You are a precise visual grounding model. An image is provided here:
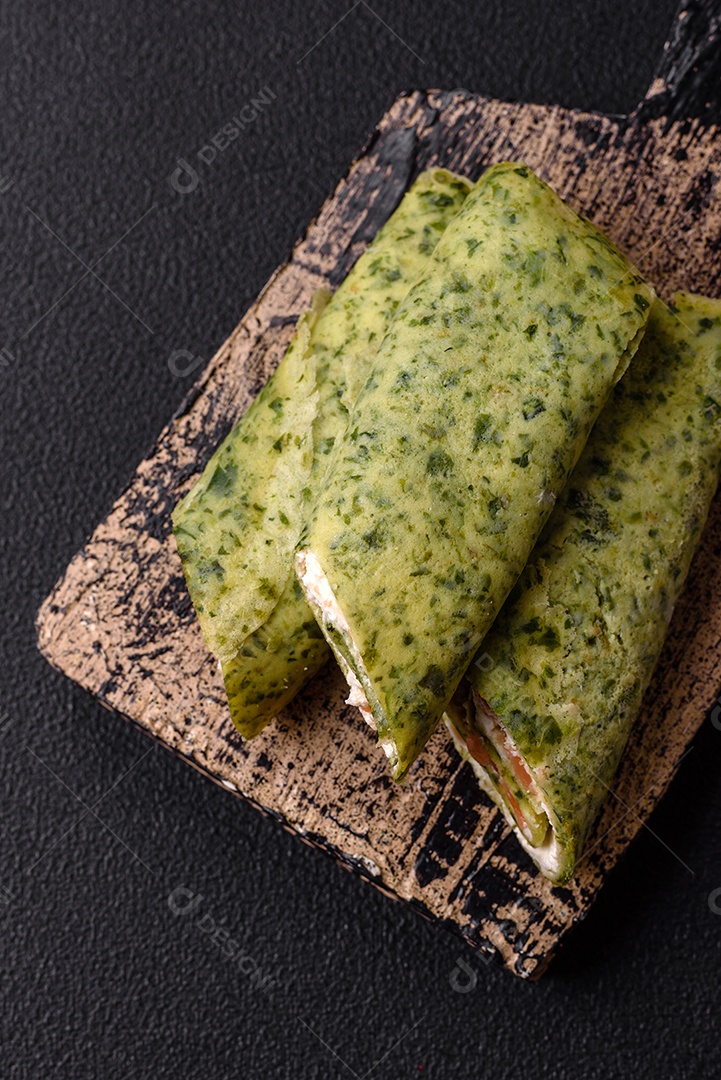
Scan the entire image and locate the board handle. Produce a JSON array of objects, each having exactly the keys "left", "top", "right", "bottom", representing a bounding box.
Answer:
[{"left": 638, "top": 0, "right": 721, "bottom": 124}]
